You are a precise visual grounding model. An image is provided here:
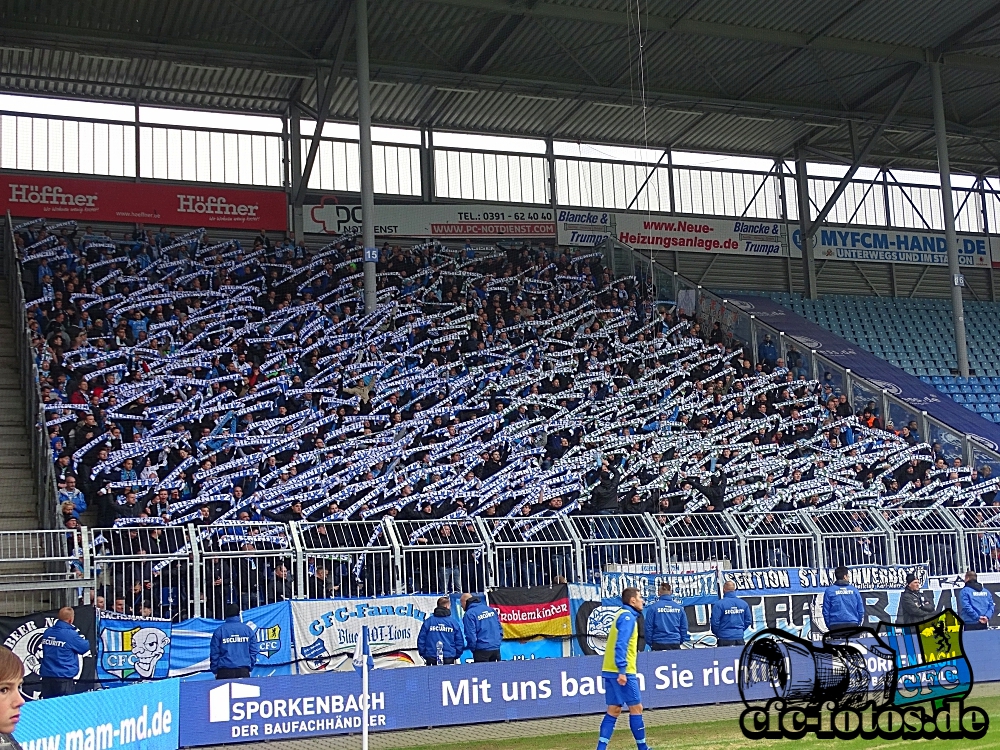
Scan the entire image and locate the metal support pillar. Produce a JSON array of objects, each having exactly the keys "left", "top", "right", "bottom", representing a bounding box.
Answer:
[
  {"left": 289, "top": 104, "right": 304, "bottom": 242},
  {"left": 134, "top": 101, "right": 141, "bottom": 182},
  {"left": 420, "top": 126, "right": 435, "bottom": 203},
  {"left": 545, "top": 135, "right": 557, "bottom": 213},
  {"left": 795, "top": 150, "right": 818, "bottom": 299},
  {"left": 356, "top": 0, "right": 377, "bottom": 314},
  {"left": 930, "top": 60, "right": 970, "bottom": 377}
]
